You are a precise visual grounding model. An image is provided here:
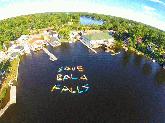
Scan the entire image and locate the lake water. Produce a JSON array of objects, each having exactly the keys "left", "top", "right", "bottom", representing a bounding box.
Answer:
[
  {"left": 80, "top": 16, "right": 103, "bottom": 25},
  {"left": 0, "top": 42, "right": 165, "bottom": 123}
]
